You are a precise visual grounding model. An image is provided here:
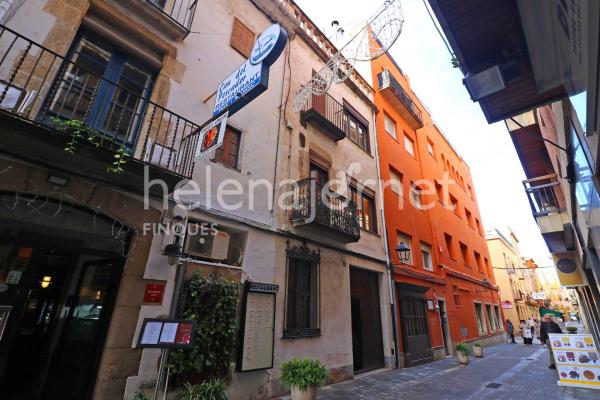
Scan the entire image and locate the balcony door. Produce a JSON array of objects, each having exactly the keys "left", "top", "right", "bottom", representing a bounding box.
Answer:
[{"left": 46, "top": 32, "right": 155, "bottom": 144}]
